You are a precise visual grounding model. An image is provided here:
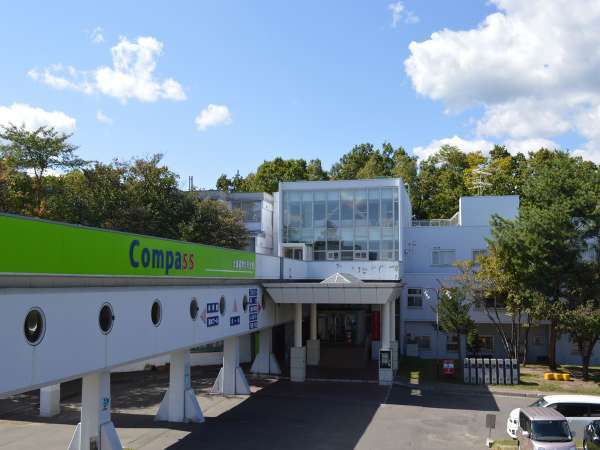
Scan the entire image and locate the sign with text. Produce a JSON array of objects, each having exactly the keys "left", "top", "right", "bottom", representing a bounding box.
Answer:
[
  {"left": 207, "top": 316, "right": 219, "bottom": 327},
  {"left": 230, "top": 316, "right": 240, "bottom": 326}
]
